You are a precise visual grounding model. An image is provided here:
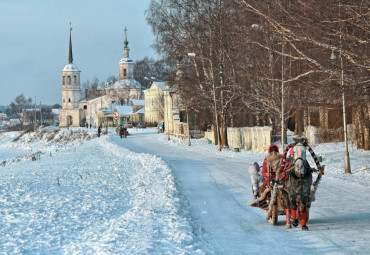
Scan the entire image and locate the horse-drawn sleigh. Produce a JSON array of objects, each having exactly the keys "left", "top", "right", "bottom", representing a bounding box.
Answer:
[{"left": 248, "top": 137, "right": 324, "bottom": 230}]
